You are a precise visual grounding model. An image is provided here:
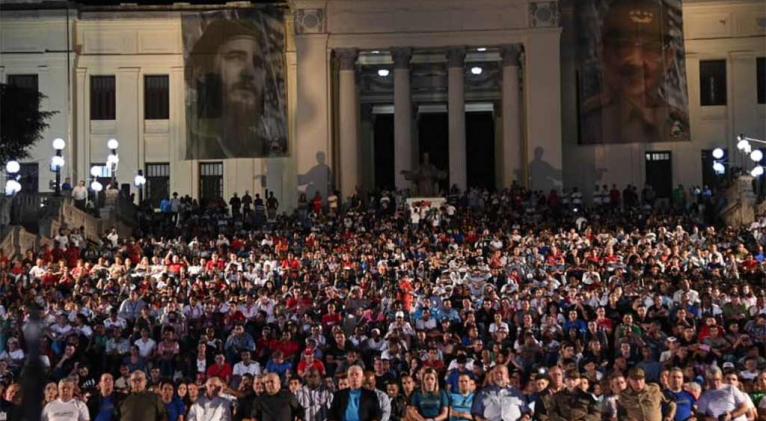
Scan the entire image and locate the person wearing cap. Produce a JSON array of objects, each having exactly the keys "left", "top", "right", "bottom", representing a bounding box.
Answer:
[
  {"left": 544, "top": 369, "right": 600, "bottom": 421},
  {"left": 580, "top": 0, "right": 688, "bottom": 144},
  {"left": 186, "top": 19, "right": 286, "bottom": 159},
  {"left": 619, "top": 367, "right": 675, "bottom": 421}
]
